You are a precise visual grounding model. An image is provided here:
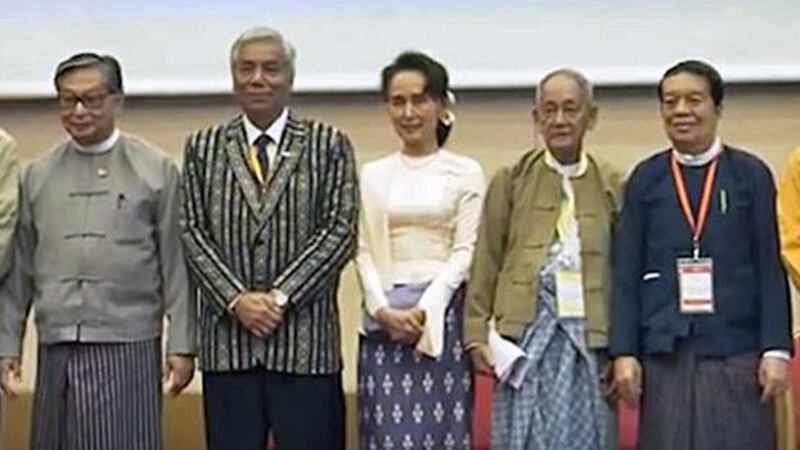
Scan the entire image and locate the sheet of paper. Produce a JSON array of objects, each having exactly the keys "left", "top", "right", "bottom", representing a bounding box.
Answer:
[{"left": 488, "top": 329, "right": 531, "bottom": 389}]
